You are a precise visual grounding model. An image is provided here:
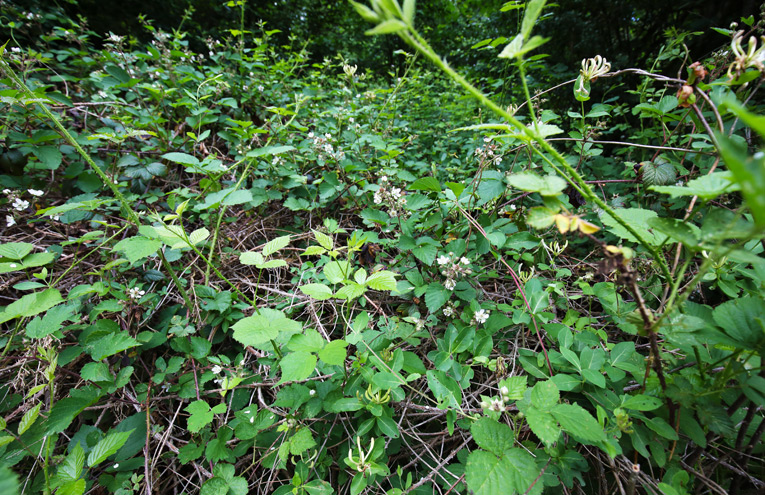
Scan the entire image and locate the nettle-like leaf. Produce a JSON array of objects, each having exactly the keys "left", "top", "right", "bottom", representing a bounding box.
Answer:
[
  {"left": 279, "top": 351, "right": 317, "bottom": 383},
  {"left": 640, "top": 160, "right": 676, "bottom": 186},
  {"left": 471, "top": 417, "right": 515, "bottom": 456},
  {"left": 186, "top": 400, "right": 227, "bottom": 434},
  {"left": 466, "top": 448, "right": 542, "bottom": 495},
  {"left": 231, "top": 308, "right": 302, "bottom": 347},
  {"left": 87, "top": 429, "right": 134, "bottom": 467}
]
